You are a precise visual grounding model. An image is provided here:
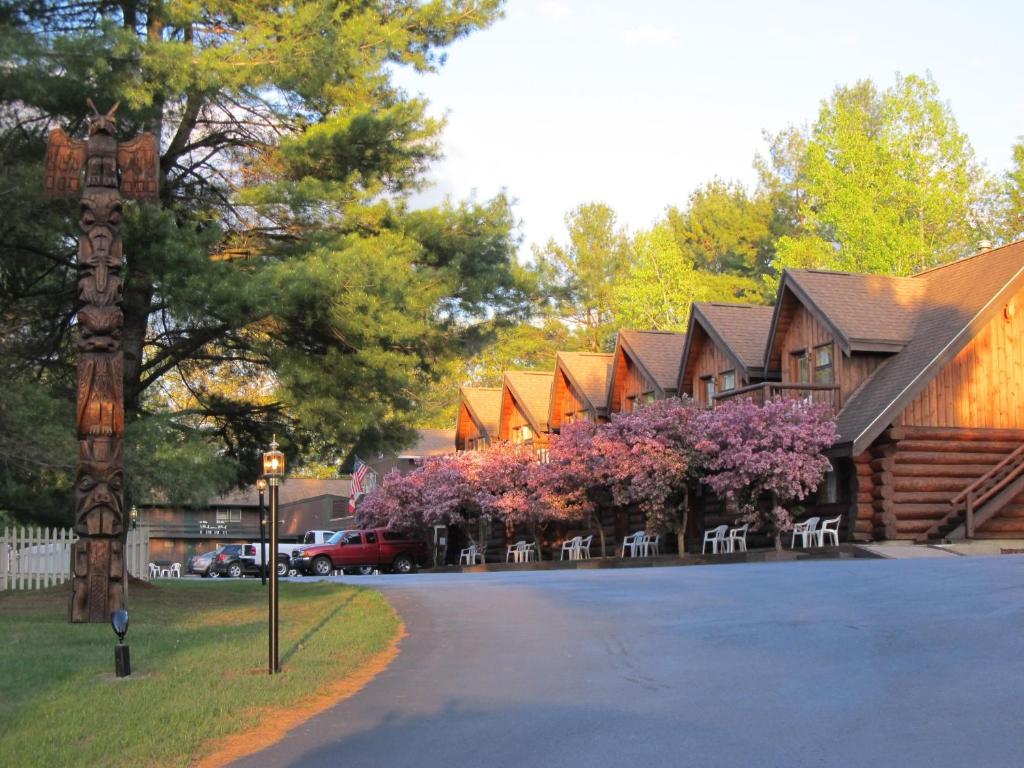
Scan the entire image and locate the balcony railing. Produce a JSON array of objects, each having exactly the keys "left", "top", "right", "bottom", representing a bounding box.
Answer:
[{"left": 713, "top": 382, "right": 840, "bottom": 411}]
